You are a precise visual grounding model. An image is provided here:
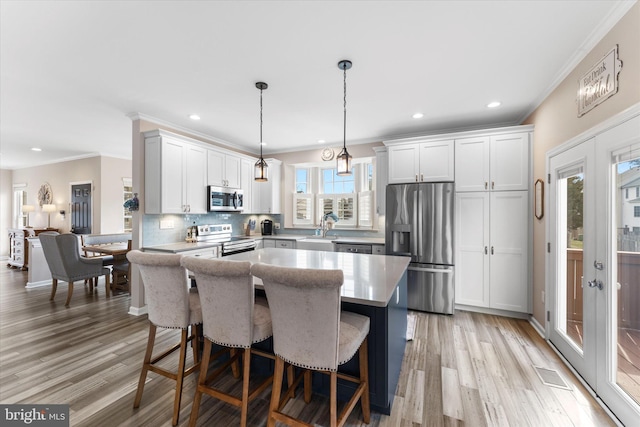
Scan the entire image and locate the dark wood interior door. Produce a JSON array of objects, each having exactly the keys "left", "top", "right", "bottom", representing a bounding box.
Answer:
[{"left": 71, "top": 183, "right": 92, "bottom": 234}]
